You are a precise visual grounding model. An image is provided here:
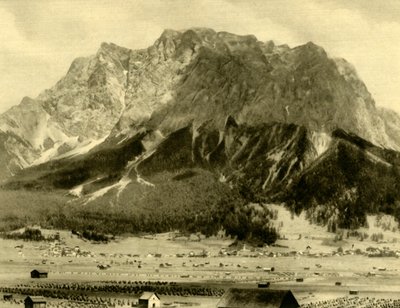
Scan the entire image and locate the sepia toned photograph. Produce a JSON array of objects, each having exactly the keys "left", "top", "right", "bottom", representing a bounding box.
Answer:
[{"left": 1, "top": 0, "right": 400, "bottom": 307}]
